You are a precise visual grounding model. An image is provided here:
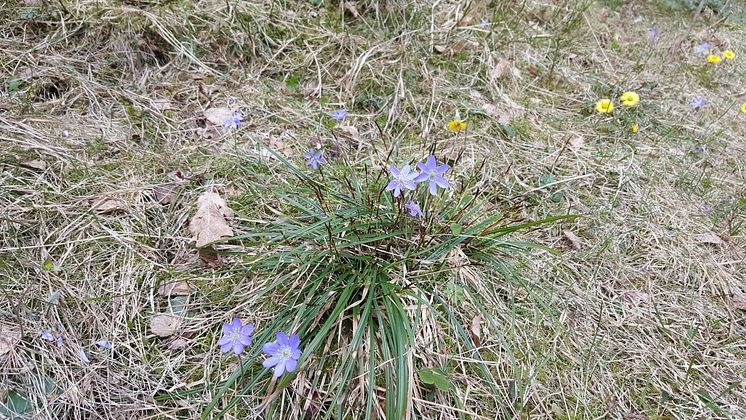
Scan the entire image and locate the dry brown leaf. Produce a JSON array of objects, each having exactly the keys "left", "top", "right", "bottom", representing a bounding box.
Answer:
[
  {"left": 563, "top": 230, "right": 583, "bottom": 250},
  {"left": 469, "top": 315, "right": 482, "bottom": 347},
  {"left": 153, "top": 183, "right": 179, "bottom": 204},
  {"left": 569, "top": 137, "right": 585, "bottom": 151},
  {"left": 433, "top": 45, "right": 447, "bottom": 54},
  {"left": 731, "top": 287, "right": 746, "bottom": 311},
  {"left": 152, "top": 99, "right": 175, "bottom": 111},
  {"left": 694, "top": 232, "right": 725, "bottom": 246},
  {"left": 337, "top": 125, "right": 360, "bottom": 140},
  {"left": 490, "top": 59, "right": 513, "bottom": 79},
  {"left": 0, "top": 323, "right": 22, "bottom": 356},
  {"left": 91, "top": 198, "right": 128, "bottom": 214},
  {"left": 203, "top": 107, "right": 234, "bottom": 126},
  {"left": 150, "top": 314, "right": 181, "bottom": 337},
  {"left": 20, "top": 160, "right": 47, "bottom": 170},
  {"left": 198, "top": 249, "right": 223, "bottom": 268},
  {"left": 189, "top": 192, "right": 234, "bottom": 248},
  {"left": 168, "top": 338, "right": 189, "bottom": 350},
  {"left": 157, "top": 281, "right": 193, "bottom": 297}
]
